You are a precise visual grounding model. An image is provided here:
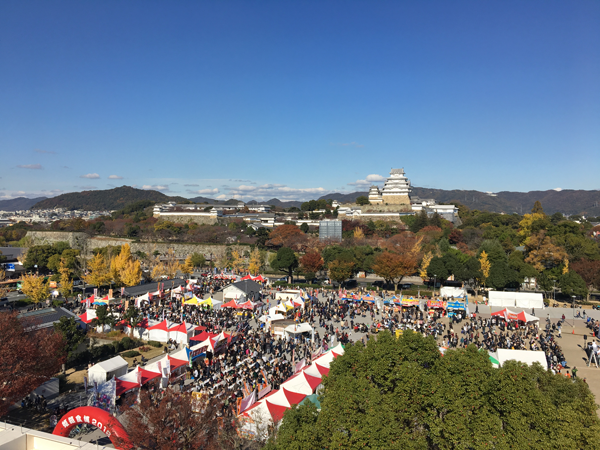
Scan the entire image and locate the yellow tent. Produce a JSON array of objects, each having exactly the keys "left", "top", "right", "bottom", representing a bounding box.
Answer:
[
  {"left": 199, "top": 297, "right": 213, "bottom": 307},
  {"left": 184, "top": 296, "right": 201, "bottom": 305}
]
